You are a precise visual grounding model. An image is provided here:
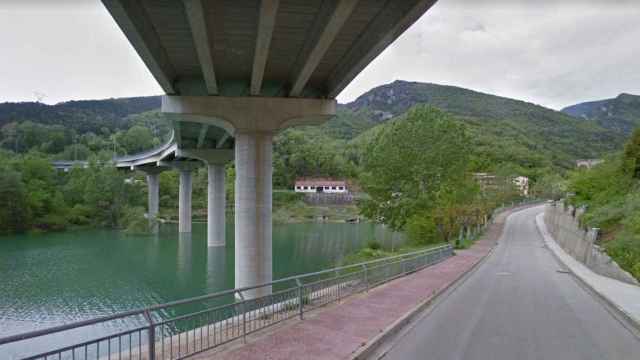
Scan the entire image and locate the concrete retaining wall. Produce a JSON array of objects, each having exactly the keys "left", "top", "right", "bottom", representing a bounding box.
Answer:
[
  {"left": 303, "top": 193, "right": 354, "bottom": 205},
  {"left": 544, "top": 202, "right": 639, "bottom": 285}
]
